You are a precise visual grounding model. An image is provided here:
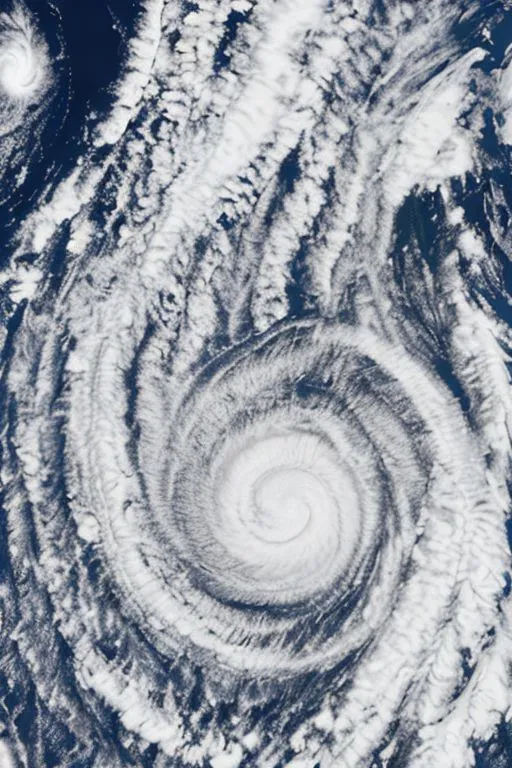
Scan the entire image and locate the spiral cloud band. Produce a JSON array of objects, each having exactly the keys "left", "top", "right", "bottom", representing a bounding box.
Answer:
[{"left": 1, "top": 0, "right": 512, "bottom": 767}]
